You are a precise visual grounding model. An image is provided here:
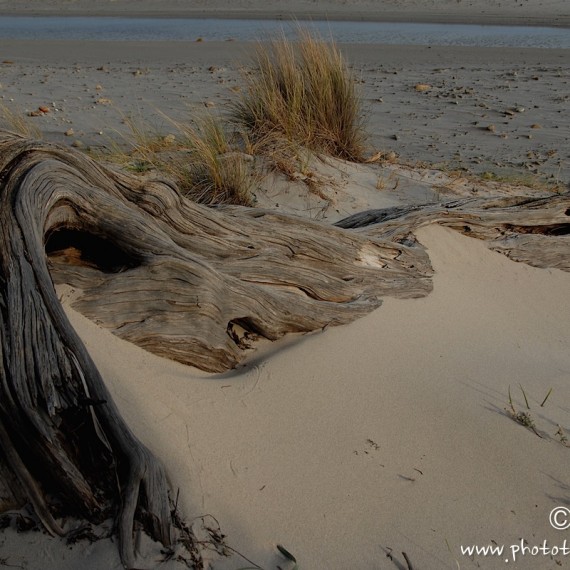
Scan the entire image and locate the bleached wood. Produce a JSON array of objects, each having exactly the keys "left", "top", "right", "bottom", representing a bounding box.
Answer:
[{"left": 336, "top": 195, "right": 570, "bottom": 270}]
